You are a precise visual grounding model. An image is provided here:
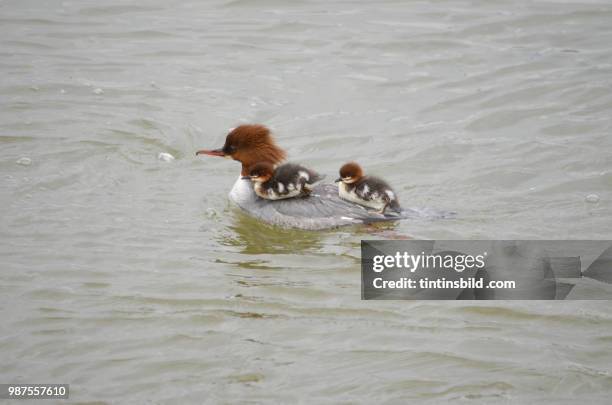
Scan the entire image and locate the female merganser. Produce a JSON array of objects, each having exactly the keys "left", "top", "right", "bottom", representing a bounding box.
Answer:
[
  {"left": 336, "top": 162, "right": 401, "bottom": 214},
  {"left": 196, "top": 125, "right": 448, "bottom": 230},
  {"left": 246, "top": 162, "right": 323, "bottom": 200}
]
